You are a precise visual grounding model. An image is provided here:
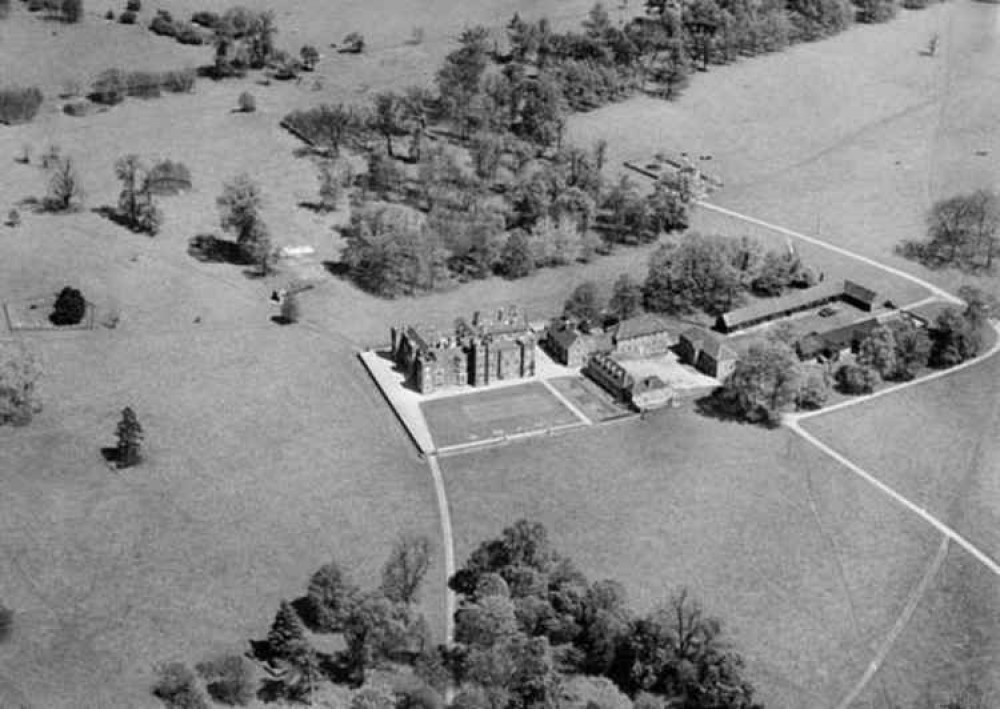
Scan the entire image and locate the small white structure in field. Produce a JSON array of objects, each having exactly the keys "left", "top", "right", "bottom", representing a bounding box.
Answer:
[{"left": 279, "top": 245, "right": 316, "bottom": 259}]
